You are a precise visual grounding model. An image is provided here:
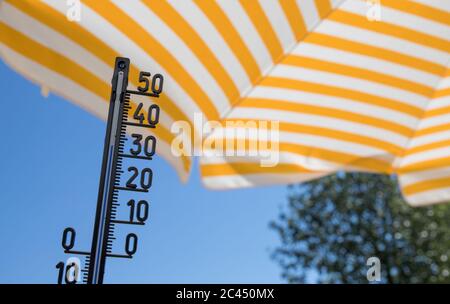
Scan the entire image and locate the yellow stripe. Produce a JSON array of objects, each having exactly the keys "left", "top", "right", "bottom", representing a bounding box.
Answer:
[
  {"left": 240, "top": 97, "right": 413, "bottom": 137},
  {"left": 212, "top": 139, "right": 392, "bottom": 172},
  {"left": 6, "top": 0, "right": 117, "bottom": 71},
  {"left": 425, "top": 104, "right": 450, "bottom": 118},
  {"left": 224, "top": 119, "right": 404, "bottom": 156},
  {"left": 239, "top": 0, "right": 284, "bottom": 63},
  {"left": 405, "top": 139, "right": 450, "bottom": 156},
  {"left": 284, "top": 55, "right": 434, "bottom": 97},
  {"left": 202, "top": 148, "right": 392, "bottom": 177},
  {"left": 83, "top": 0, "right": 220, "bottom": 121},
  {"left": 279, "top": 0, "right": 307, "bottom": 41},
  {"left": 194, "top": 0, "right": 261, "bottom": 84},
  {"left": 329, "top": 10, "right": 450, "bottom": 53},
  {"left": 402, "top": 177, "right": 450, "bottom": 196},
  {"left": 3, "top": 1, "right": 191, "bottom": 171},
  {"left": 381, "top": 0, "right": 450, "bottom": 26},
  {"left": 143, "top": 0, "right": 239, "bottom": 107},
  {"left": 433, "top": 88, "right": 450, "bottom": 99},
  {"left": 201, "top": 154, "right": 389, "bottom": 177},
  {"left": 399, "top": 156, "right": 450, "bottom": 173},
  {"left": 306, "top": 33, "right": 446, "bottom": 76},
  {"left": 201, "top": 162, "right": 312, "bottom": 177},
  {"left": 314, "top": 0, "right": 332, "bottom": 19},
  {"left": 279, "top": 142, "right": 392, "bottom": 172},
  {"left": 0, "top": 22, "right": 109, "bottom": 99},
  {"left": 260, "top": 76, "right": 423, "bottom": 118},
  {"left": 414, "top": 123, "right": 450, "bottom": 137}
]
